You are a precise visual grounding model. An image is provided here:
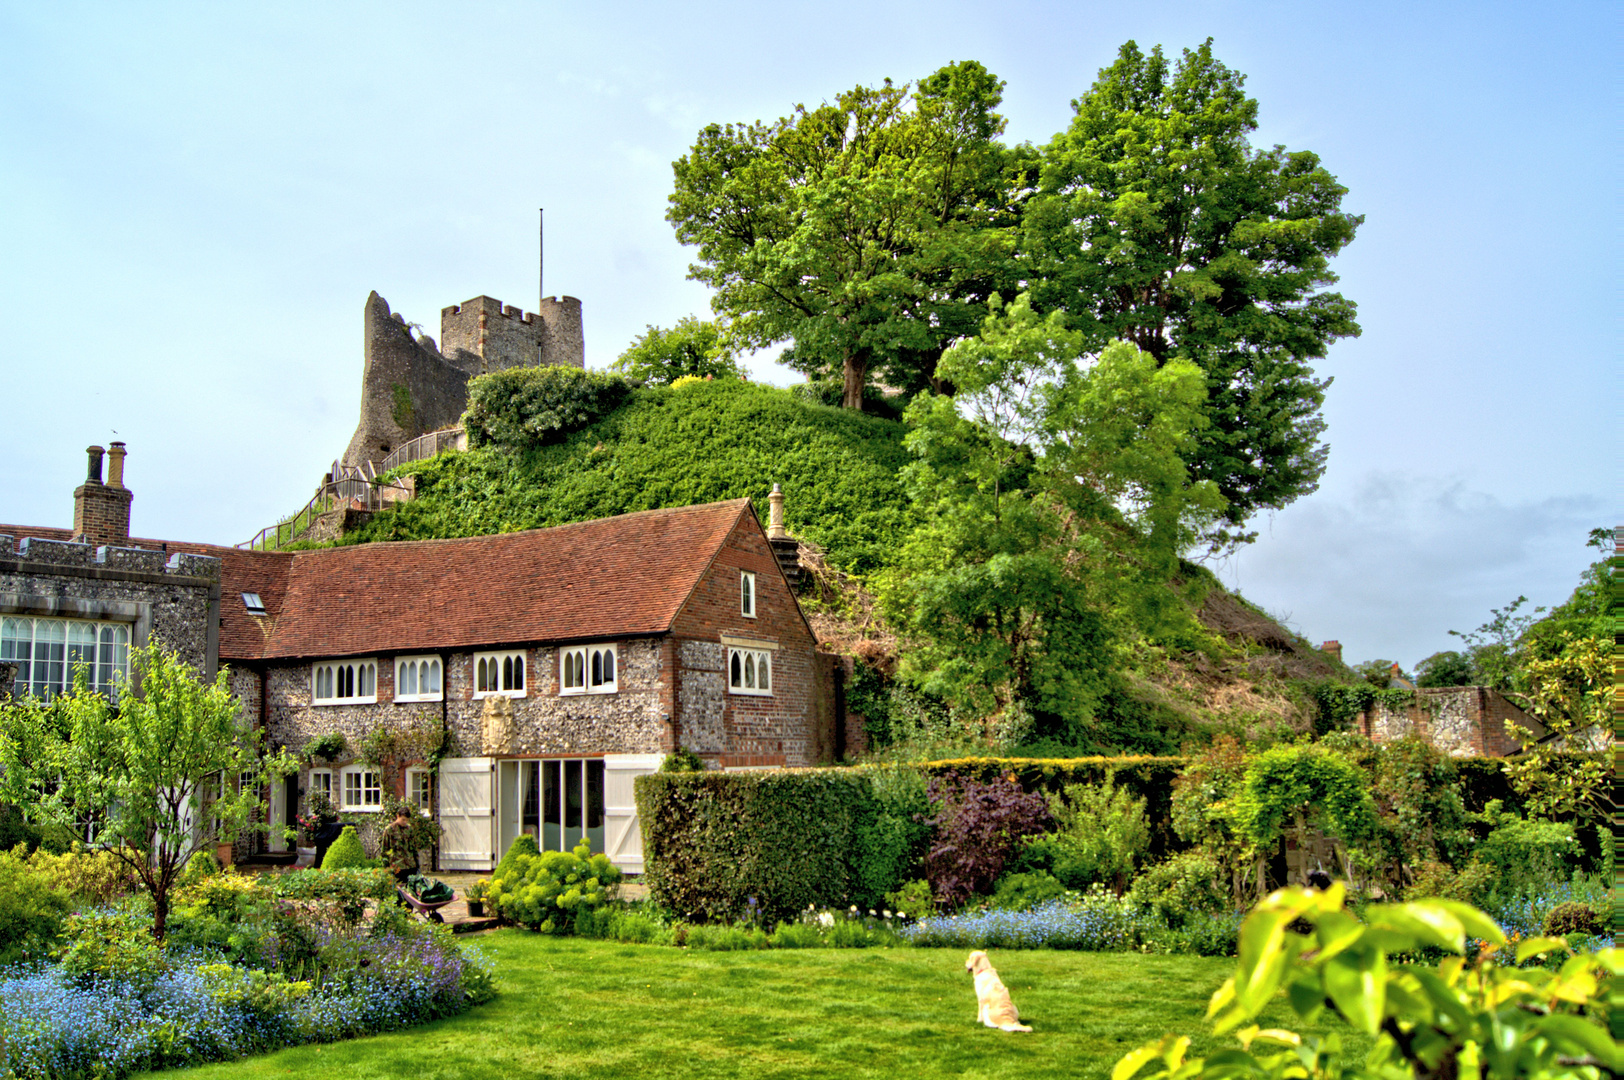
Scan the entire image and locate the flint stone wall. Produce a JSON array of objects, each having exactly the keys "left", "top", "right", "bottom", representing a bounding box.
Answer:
[{"left": 0, "top": 534, "right": 221, "bottom": 675}]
